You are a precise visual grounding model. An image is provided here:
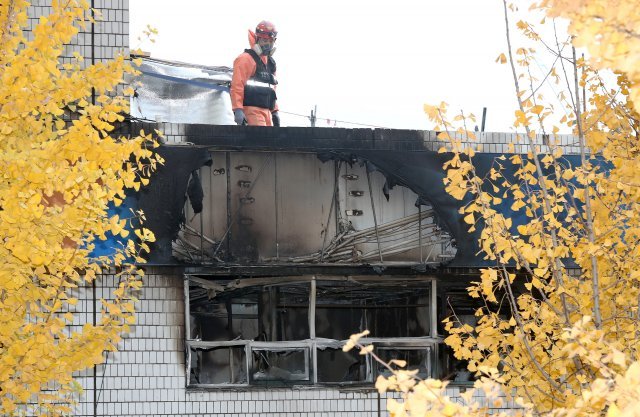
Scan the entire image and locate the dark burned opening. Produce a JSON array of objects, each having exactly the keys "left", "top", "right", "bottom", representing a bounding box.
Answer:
[
  {"left": 185, "top": 275, "right": 468, "bottom": 388},
  {"left": 189, "top": 345, "right": 247, "bottom": 385},
  {"left": 316, "top": 347, "right": 367, "bottom": 384},
  {"left": 251, "top": 347, "right": 310, "bottom": 383},
  {"left": 314, "top": 280, "right": 431, "bottom": 340}
]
